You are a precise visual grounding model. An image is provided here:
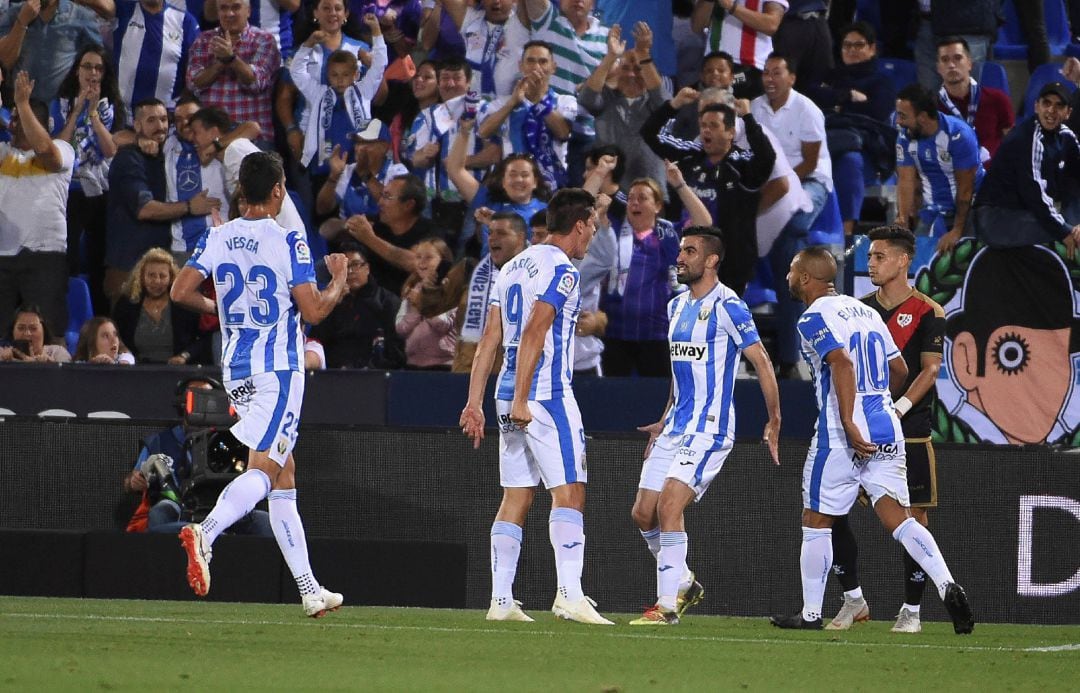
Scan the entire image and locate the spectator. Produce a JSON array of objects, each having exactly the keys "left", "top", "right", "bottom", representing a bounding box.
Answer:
[
  {"left": 751, "top": 52, "right": 832, "bottom": 377},
  {"left": 342, "top": 173, "right": 443, "bottom": 294},
  {"left": 395, "top": 237, "right": 460, "bottom": 370},
  {"left": 914, "top": 0, "right": 997, "bottom": 90},
  {"left": 112, "top": 247, "right": 208, "bottom": 364},
  {"left": 641, "top": 90, "right": 776, "bottom": 296},
  {"left": 422, "top": 0, "right": 528, "bottom": 99},
  {"left": 691, "top": 0, "right": 786, "bottom": 99},
  {"left": 805, "top": 21, "right": 897, "bottom": 236},
  {"left": 0, "top": 304, "right": 72, "bottom": 362},
  {"left": 51, "top": 46, "right": 122, "bottom": 315},
  {"left": 0, "top": 71, "right": 75, "bottom": 340},
  {"left": 186, "top": 0, "right": 282, "bottom": 141},
  {"left": 290, "top": 13, "right": 385, "bottom": 197},
  {"left": 73, "top": 316, "right": 135, "bottom": 364},
  {"left": 579, "top": 23, "right": 669, "bottom": 191},
  {"left": 106, "top": 98, "right": 221, "bottom": 303},
  {"left": 317, "top": 118, "right": 408, "bottom": 237},
  {"left": 478, "top": 40, "right": 575, "bottom": 191},
  {"left": 935, "top": 36, "right": 1013, "bottom": 167},
  {"left": 894, "top": 83, "right": 983, "bottom": 252},
  {"left": 666, "top": 50, "right": 741, "bottom": 142},
  {"left": 113, "top": 0, "right": 200, "bottom": 120},
  {"left": 771, "top": 0, "right": 830, "bottom": 89},
  {"left": 973, "top": 82, "right": 1080, "bottom": 252},
  {"left": 529, "top": 208, "right": 549, "bottom": 242},
  {"left": 164, "top": 94, "right": 231, "bottom": 259},
  {"left": 596, "top": 0, "right": 676, "bottom": 88},
  {"left": 204, "top": 0, "right": 299, "bottom": 58},
  {"left": 384, "top": 58, "right": 437, "bottom": 163},
  {"left": 347, "top": 0, "right": 421, "bottom": 62},
  {"left": 522, "top": 0, "right": 610, "bottom": 187},
  {"left": 452, "top": 210, "right": 527, "bottom": 373},
  {"left": 309, "top": 242, "right": 404, "bottom": 368},
  {"left": 0, "top": 0, "right": 112, "bottom": 102},
  {"left": 572, "top": 183, "right": 614, "bottom": 378}
]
